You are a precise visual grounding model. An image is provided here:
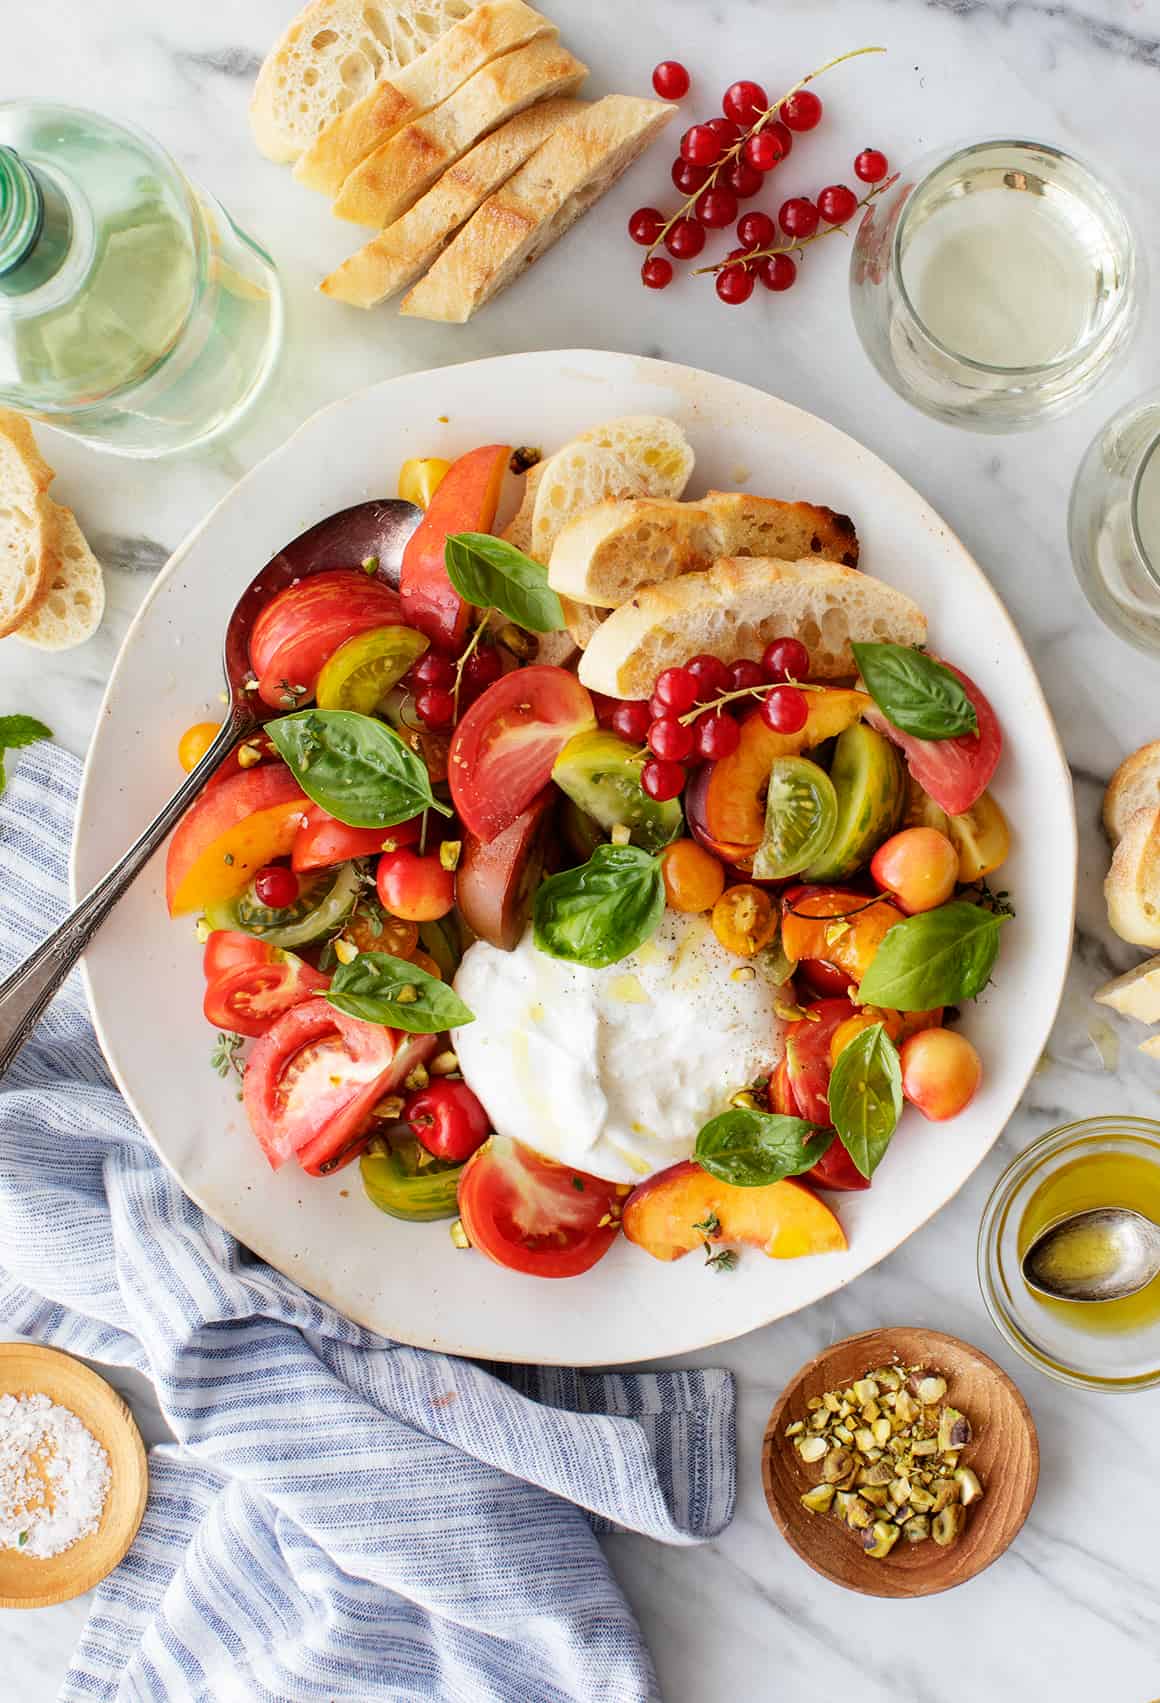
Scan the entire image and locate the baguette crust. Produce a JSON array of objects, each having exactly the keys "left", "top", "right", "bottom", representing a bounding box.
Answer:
[
  {"left": 321, "top": 99, "right": 581, "bottom": 306},
  {"left": 0, "top": 410, "right": 56, "bottom": 639},
  {"left": 332, "top": 38, "right": 587, "bottom": 228},
  {"left": 577, "top": 557, "right": 927, "bottom": 699},
  {"left": 1103, "top": 741, "right": 1160, "bottom": 845},
  {"left": 15, "top": 503, "right": 105, "bottom": 650},
  {"left": 400, "top": 95, "right": 675, "bottom": 322},
  {"left": 295, "top": 1, "right": 554, "bottom": 194},
  {"left": 1105, "top": 806, "right": 1160, "bottom": 948}
]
